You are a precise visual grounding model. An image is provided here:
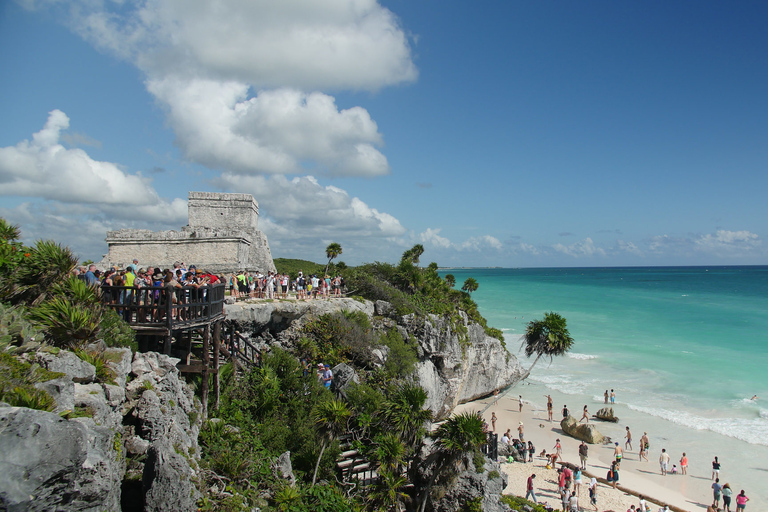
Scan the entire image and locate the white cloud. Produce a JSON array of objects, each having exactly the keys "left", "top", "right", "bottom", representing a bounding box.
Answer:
[
  {"left": 0, "top": 110, "right": 184, "bottom": 220},
  {"left": 22, "top": 0, "right": 415, "bottom": 177},
  {"left": 148, "top": 80, "right": 388, "bottom": 177},
  {"left": 694, "top": 230, "right": 761, "bottom": 255},
  {"left": 552, "top": 237, "right": 606, "bottom": 258},
  {"left": 58, "top": 0, "right": 417, "bottom": 91},
  {"left": 218, "top": 174, "right": 405, "bottom": 239},
  {"left": 458, "top": 235, "right": 503, "bottom": 251},
  {"left": 419, "top": 228, "right": 451, "bottom": 249}
]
